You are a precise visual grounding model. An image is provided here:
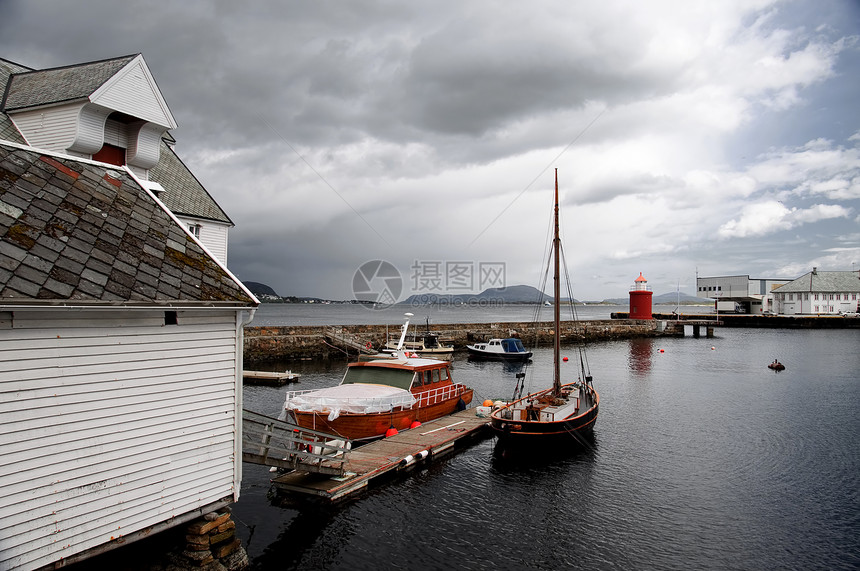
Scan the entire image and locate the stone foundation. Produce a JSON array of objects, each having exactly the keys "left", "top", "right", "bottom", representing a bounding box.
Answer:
[{"left": 170, "top": 508, "right": 248, "bottom": 570}]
